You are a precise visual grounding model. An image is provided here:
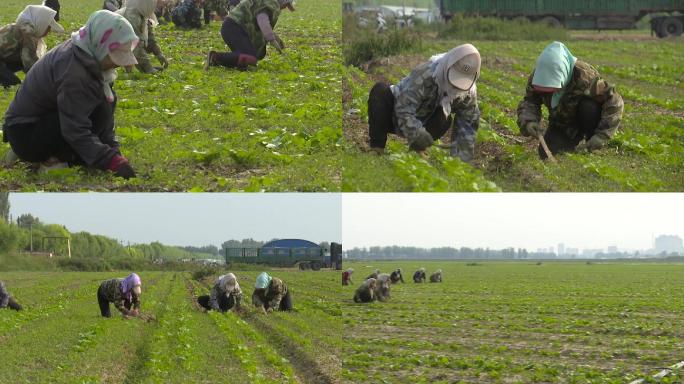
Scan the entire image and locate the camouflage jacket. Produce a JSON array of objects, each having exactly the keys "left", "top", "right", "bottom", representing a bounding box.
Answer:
[
  {"left": 99, "top": 278, "right": 141, "bottom": 314},
  {"left": 0, "top": 23, "right": 40, "bottom": 72},
  {"left": 172, "top": 0, "right": 203, "bottom": 28},
  {"left": 204, "top": 0, "right": 235, "bottom": 18},
  {"left": 227, "top": 0, "right": 282, "bottom": 58},
  {"left": 210, "top": 281, "right": 243, "bottom": 311},
  {"left": 0, "top": 281, "right": 10, "bottom": 308},
  {"left": 103, "top": 0, "right": 124, "bottom": 11},
  {"left": 117, "top": 9, "right": 164, "bottom": 73},
  {"left": 391, "top": 60, "right": 480, "bottom": 145},
  {"left": 251, "top": 277, "right": 287, "bottom": 310},
  {"left": 517, "top": 60, "right": 624, "bottom": 145}
]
